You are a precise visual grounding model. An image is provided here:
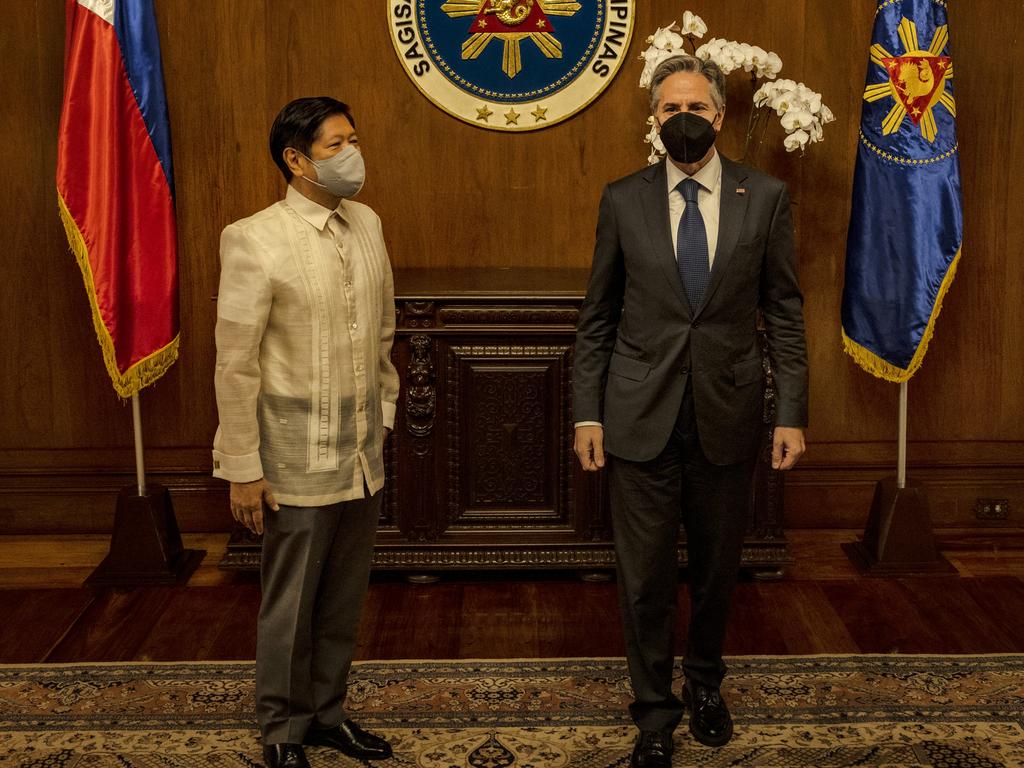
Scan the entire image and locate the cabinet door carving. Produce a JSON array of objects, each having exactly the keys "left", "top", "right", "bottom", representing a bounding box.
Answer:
[{"left": 445, "top": 343, "right": 574, "bottom": 529}]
